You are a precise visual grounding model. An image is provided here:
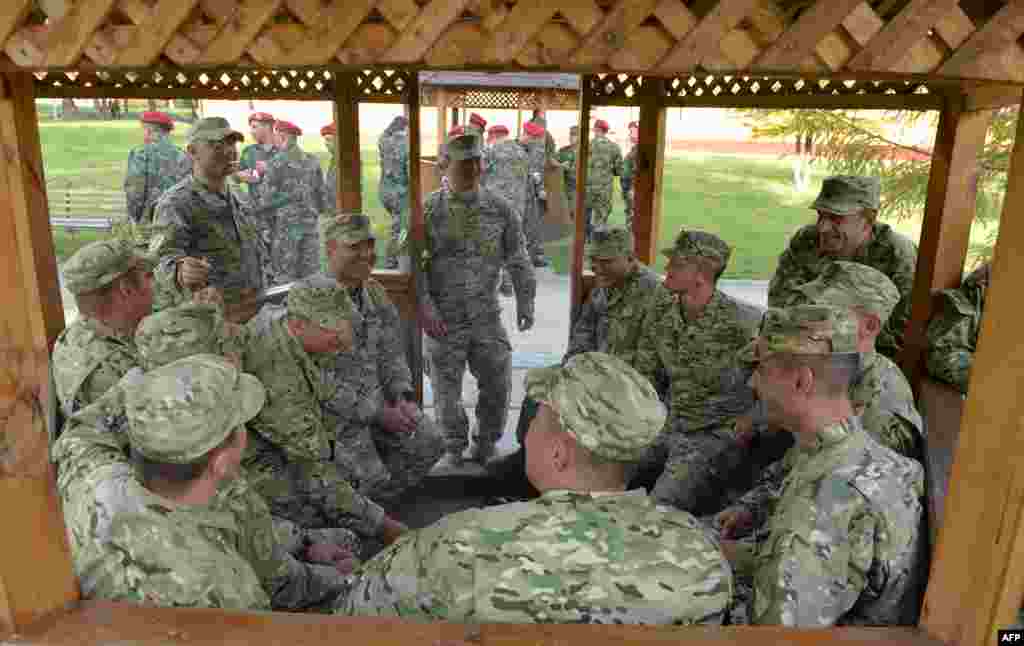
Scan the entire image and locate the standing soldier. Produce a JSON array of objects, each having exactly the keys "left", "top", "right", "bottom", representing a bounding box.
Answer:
[
  {"left": 483, "top": 124, "right": 529, "bottom": 297},
  {"left": 259, "top": 119, "right": 329, "bottom": 283},
  {"left": 234, "top": 112, "right": 277, "bottom": 202},
  {"left": 466, "top": 112, "right": 487, "bottom": 142},
  {"left": 621, "top": 120, "right": 639, "bottom": 231},
  {"left": 124, "top": 111, "right": 189, "bottom": 226},
  {"left": 585, "top": 119, "right": 623, "bottom": 240},
  {"left": 322, "top": 122, "right": 337, "bottom": 211},
  {"left": 521, "top": 120, "right": 549, "bottom": 267},
  {"left": 557, "top": 125, "right": 579, "bottom": 215},
  {"left": 529, "top": 109, "right": 557, "bottom": 158},
  {"left": 377, "top": 116, "right": 410, "bottom": 269},
  {"left": 420, "top": 135, "right": 537, "bottom": 467}
]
